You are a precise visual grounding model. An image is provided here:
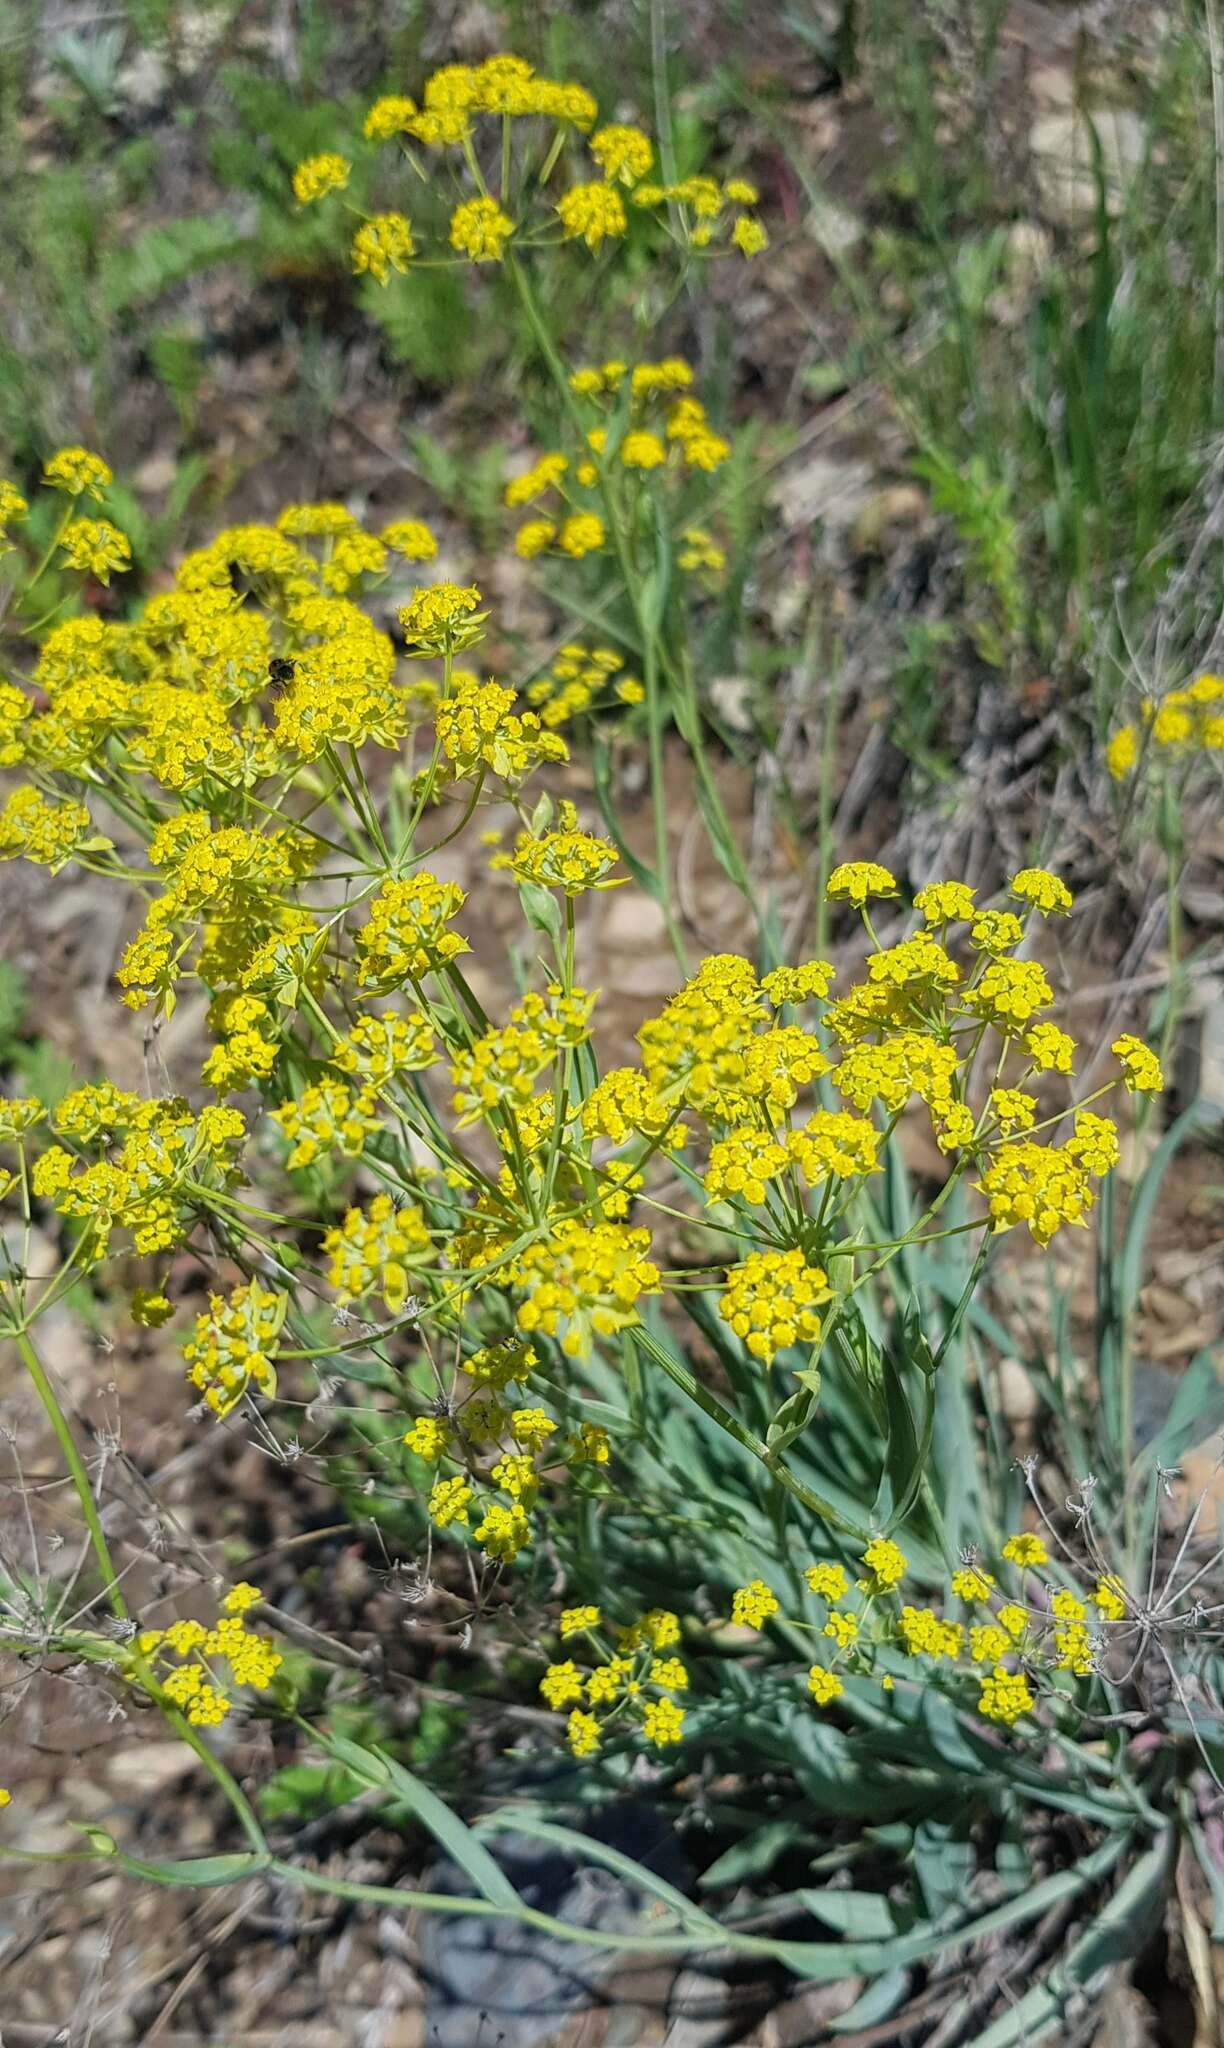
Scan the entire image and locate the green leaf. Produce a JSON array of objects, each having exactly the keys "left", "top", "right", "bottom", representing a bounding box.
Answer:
[
  {"left": 318, "top": 1732, "right": 521, "bottom": 1911},
  {"left": 766, "top": 1384, "right": 817, "bottom": 1453},
  {"left": 101, "top": 215, "right": 247, "bottom": 311},
  {"left": 799, "top": 1887, "right": 911, "bottom": 1938},
  {"left": 1134, "top": 1346, "right": 1224, "bottom": 1470},
  {"left": 972, "top": 1832, "right": 1173, "bottom": 2048},
  {"left": 517, "top": 878, "right": 562, "bottom": 942},
  {"left": 591, "top": 737, "right": 665, "bottom": 901},
  {"left": 113, "top": 1850, "right": 270, "bottom": 1887},
  {"left": 1189, "top": 1820, "right": 1224, "bottom": 1940},
  {"left": 697, "top": 1820, "right": 802, "bottom": 1891},
  {"left": 828, "top": 1969, "right": 910, "bottom": 2034},
  {"left": 477, "top": 1808, "right": 723, "bottom": 1936}
]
